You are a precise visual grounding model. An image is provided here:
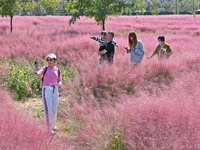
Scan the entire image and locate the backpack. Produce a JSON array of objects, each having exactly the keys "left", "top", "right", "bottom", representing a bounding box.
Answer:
[{"left": 40, "top": 67, "right": 61, "bottom": 88}]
